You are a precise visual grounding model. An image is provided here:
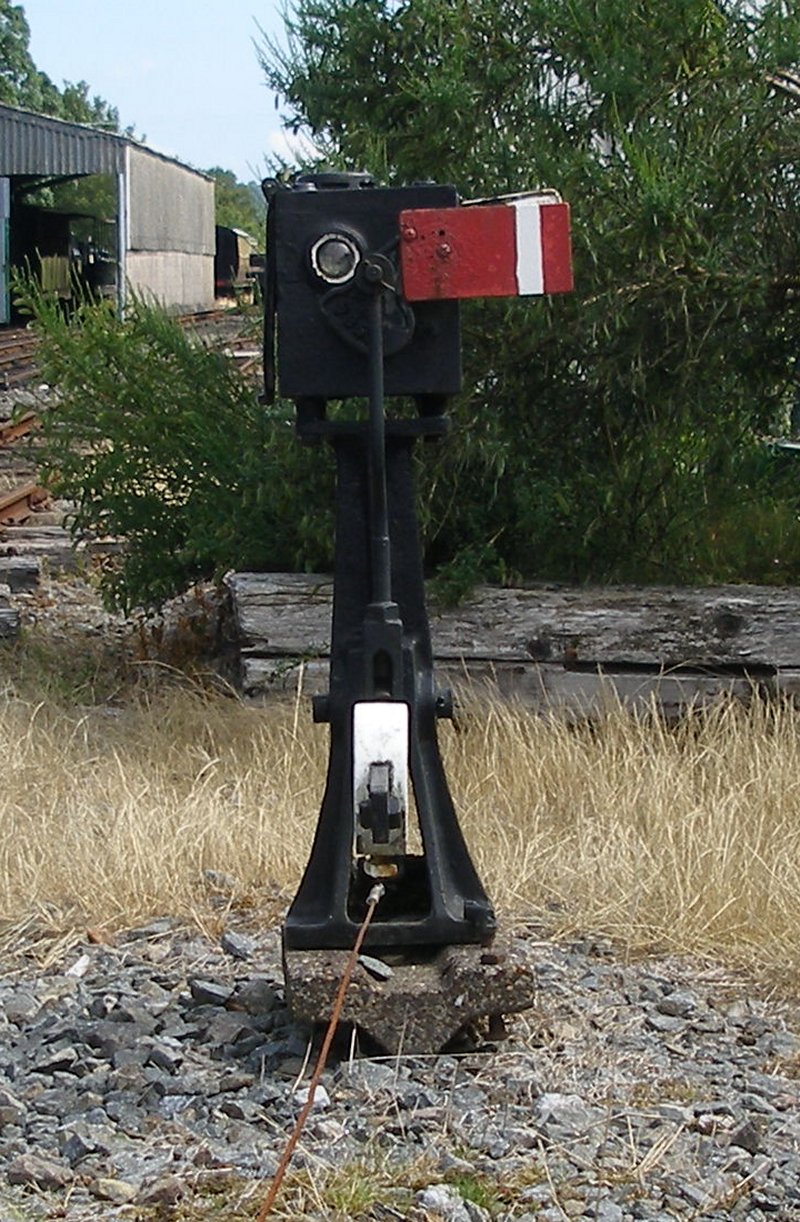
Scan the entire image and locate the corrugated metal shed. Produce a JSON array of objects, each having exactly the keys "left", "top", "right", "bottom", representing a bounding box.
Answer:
[
  {"left": 0, "top": 102, "right": 216, "bottom": 314},
  {"left": 128, "top": 146, "right": 215, "bottom": 255},
  {"left": 0, "top": 101, "right": 214, "bottom": 183},
  {"left": 0, "top": 102, "right": 126, "bottom": 176}
]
